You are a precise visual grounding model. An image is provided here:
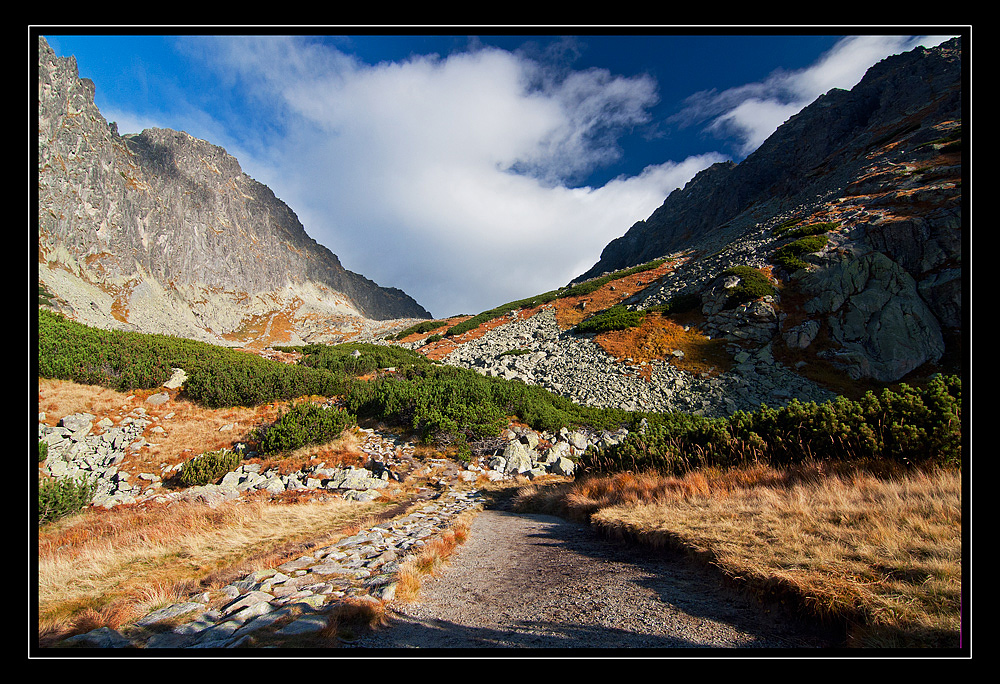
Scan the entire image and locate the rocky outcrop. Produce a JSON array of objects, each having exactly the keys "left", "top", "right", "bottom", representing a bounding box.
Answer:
[{"left": 36, "top": 36, "right": 430, "bottom": 346}]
